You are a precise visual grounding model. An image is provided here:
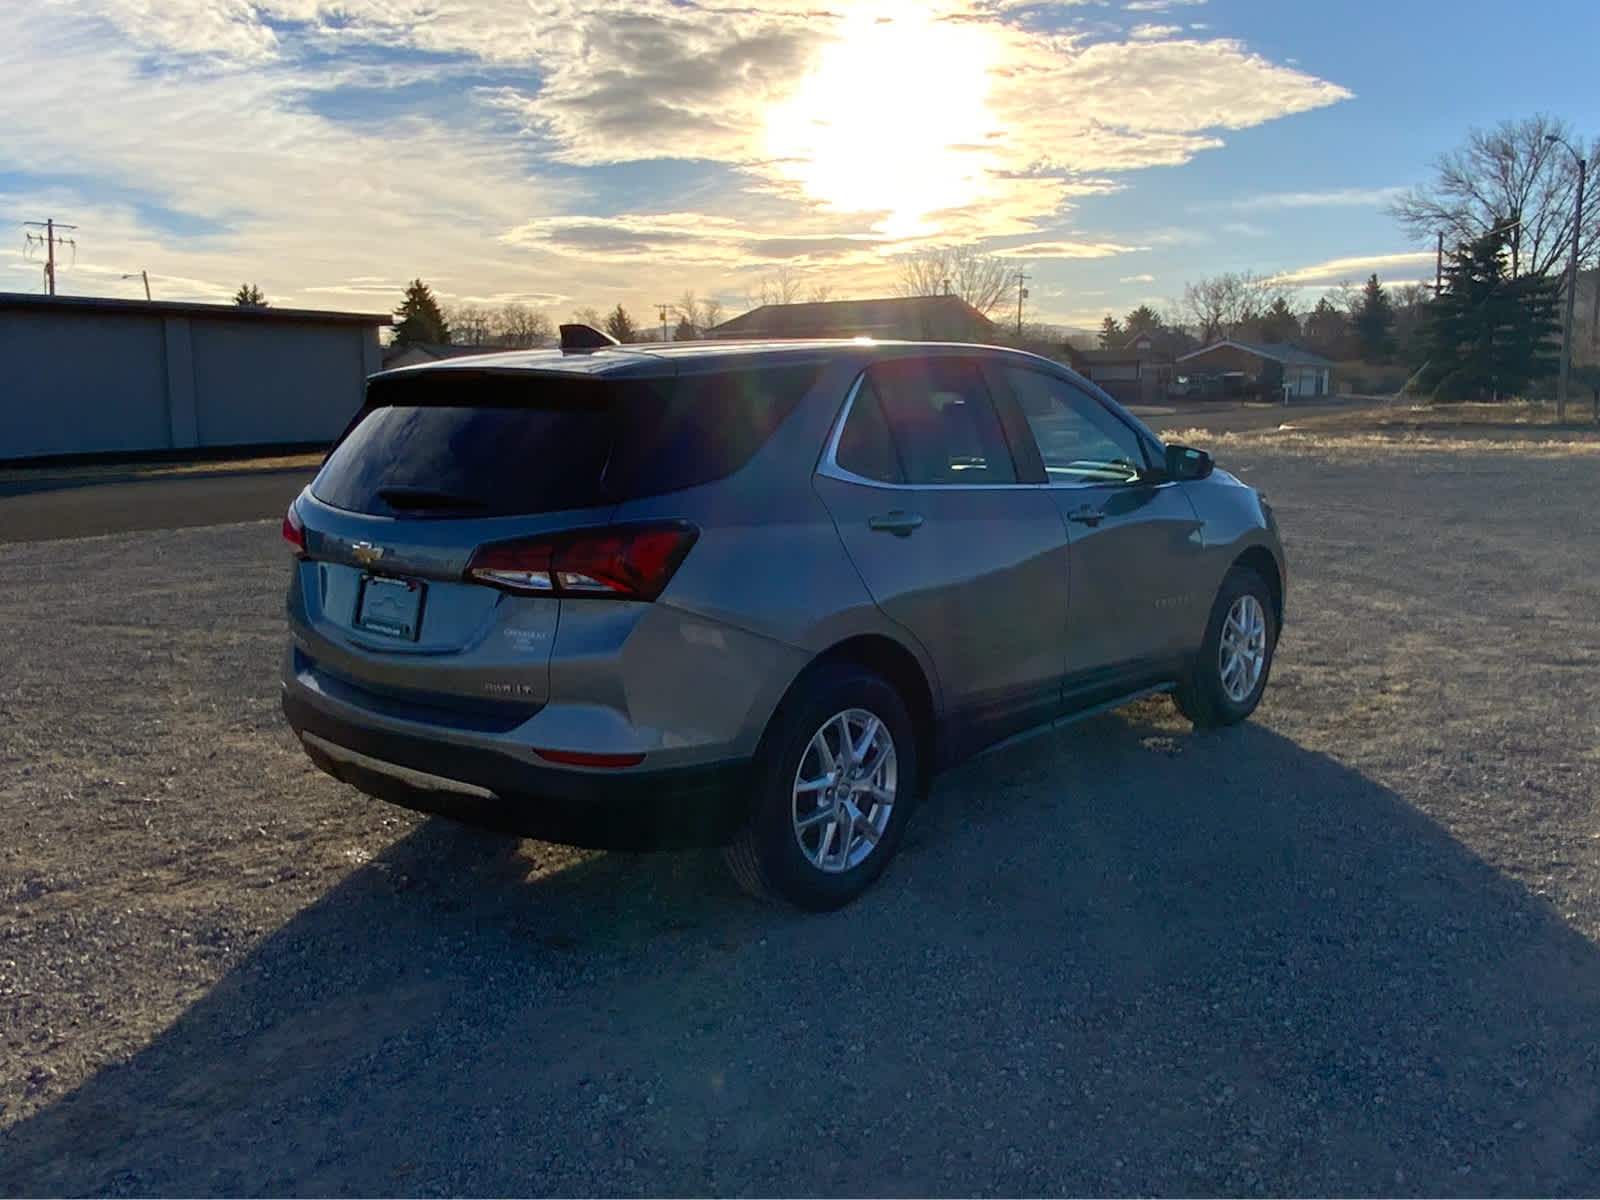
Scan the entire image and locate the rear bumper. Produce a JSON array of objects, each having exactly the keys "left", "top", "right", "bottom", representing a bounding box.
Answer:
[{"left": 282, "top": 689, "right": 752, "bottom": 850}]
